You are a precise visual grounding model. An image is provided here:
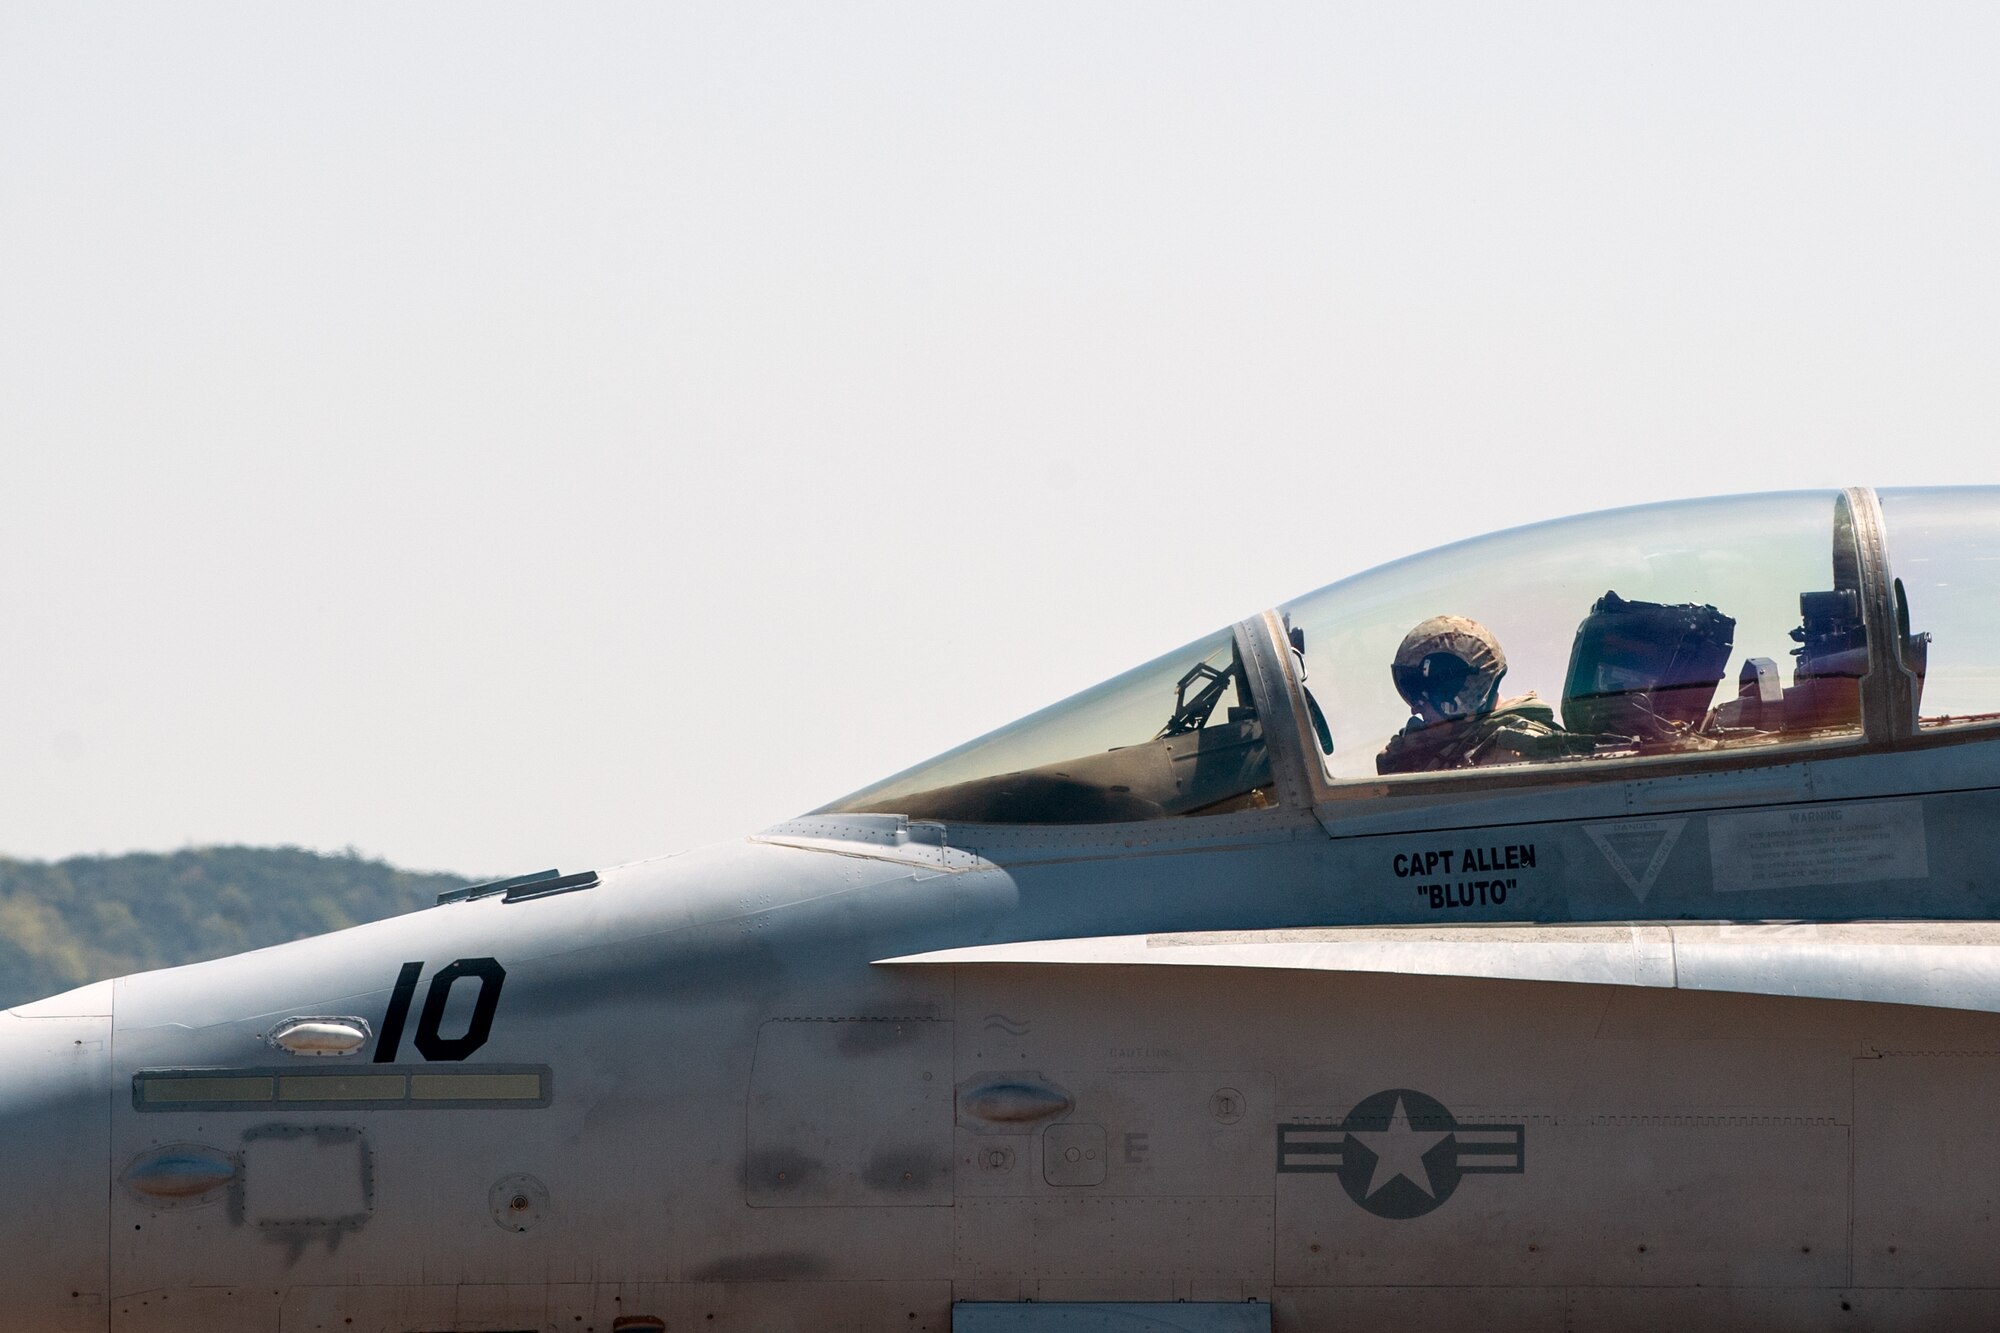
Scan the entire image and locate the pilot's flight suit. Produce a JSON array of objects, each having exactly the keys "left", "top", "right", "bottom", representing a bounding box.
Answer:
[{"left": 1376, "top": 692, "right": 1594, "bottom": 775}]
